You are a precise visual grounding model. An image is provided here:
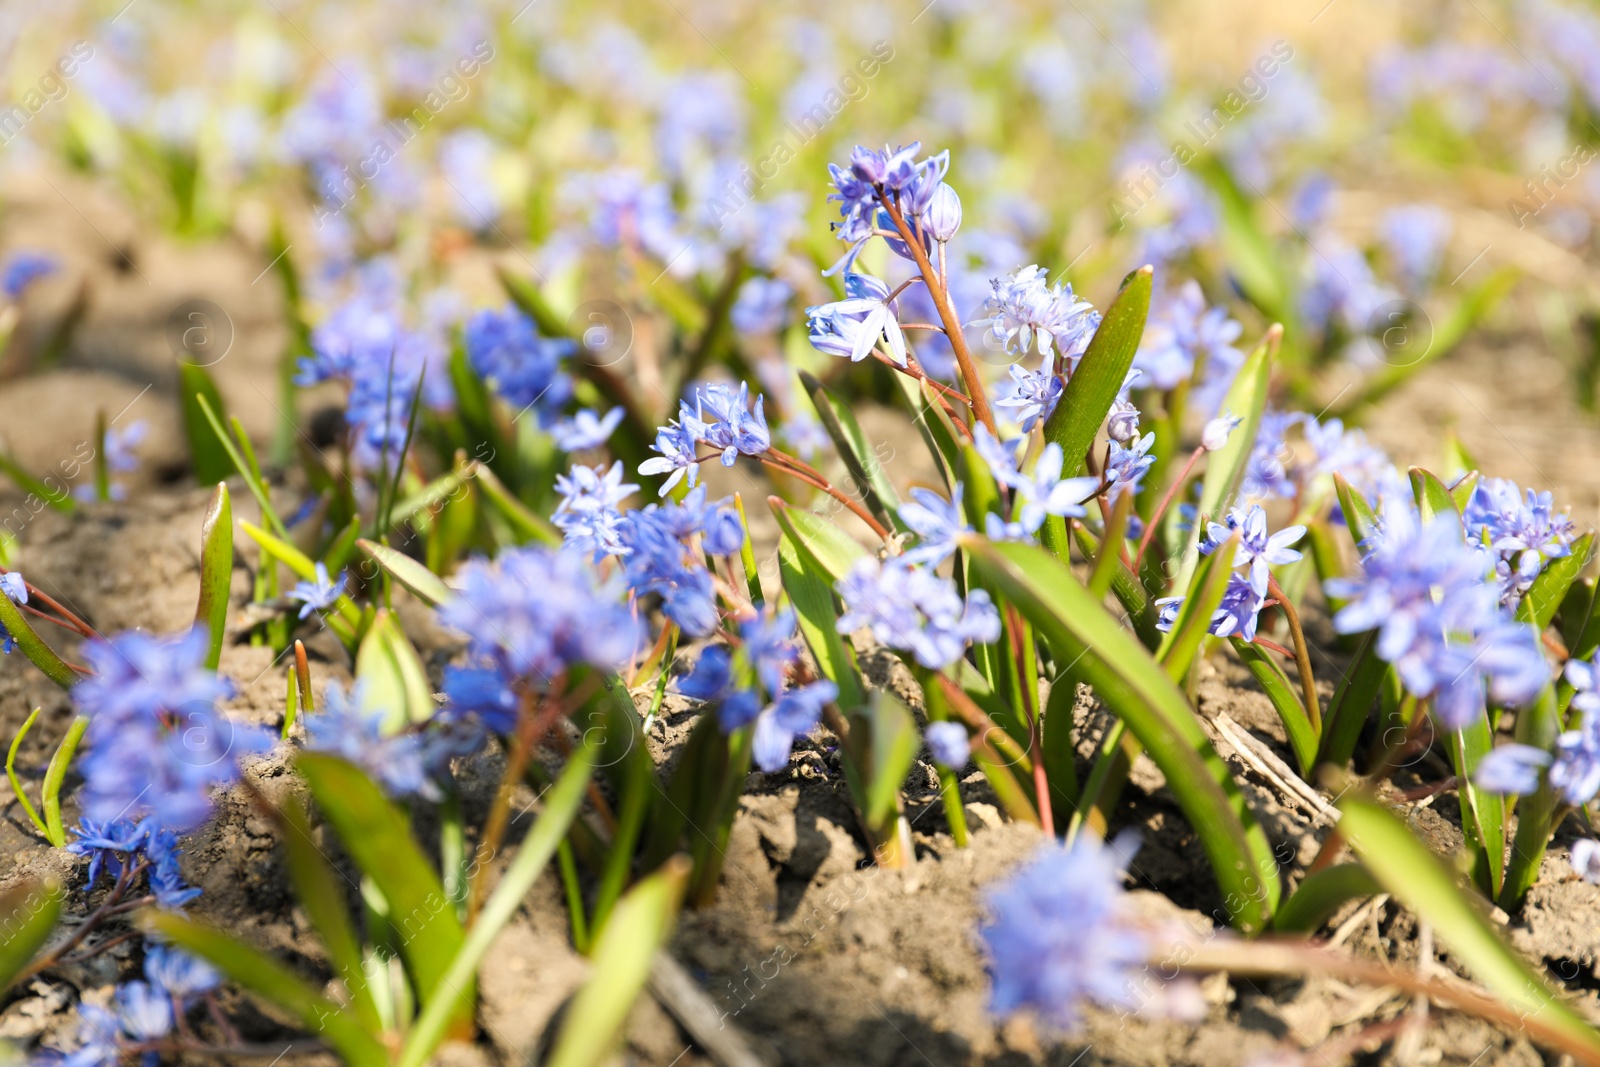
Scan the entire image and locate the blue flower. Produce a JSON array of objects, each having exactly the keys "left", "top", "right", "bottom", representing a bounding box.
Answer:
[
  {"left": 0, "top": 570, "right": 26, "bottom": 653},
  {"left": 1013, "top": 444, "right": 1099, "bottom": 534},
  {"left": 1156, "top": 567, "right": 1270, "bottom": 642},
  {"left": 1549, "top": 710, "right": 1600, "bottom": 806},
  {"left": 805, "top": 273, "right": 907, "bottom": 365},
  {"left": 1380, "top": 204, "right": 1452, "bottom": 293},
  {"left": 1572, "top": 839, "right": 1600, "bottom": 884},
  {"left": 925, "top": 721, "right": 970, "bottom": 768},
  {"left": 994, "top": 352, "right": 1064, "bottom": 432},
  {"left": 979, "top": 830, "right": 1151, "bottom": 1030},
  {"left": 463, "top": 306, "right": 575, "bottom": 422},
  {"left": 287, "top": 562, "right": 347, "bottom": 620},
  {"left": 978, "top": 266, "right": 1099, "bottom": 361},
  {"left": 618, "top": 496, "right": 725, "bottom": 637},
  {"left": 554, "top": 461, "right": 639, "bottom": 560},
  {"left": 550, "top": 407, "right": 626, "bottom": 452},
  {"left": 1199, "top": 504, "right": 1306, "bottom": 580},
  {"left": 441, "top": 666, "right": 519, "bottom": 735},
  {"left": 305, "top": 681, "right": 439, "bottom": 800},
  {"left": 687, "top": 382, "right": 771, "bottom": 463},
  {"left": 66, "top": 818, "right": 150, "bottom": 887},
  {"left": 836, "top": 557, "right": 1002, "bottom": 670},
  {"left": 1104, "top": 432, "right": 1157, "bottom": 503},
  {"left": 1462, "top": 478, "right": 1577, "bottom": 606},
  {"left": 104, "top": 422, "right": 148, "bottom": 474},
  {"left": 146, "top": 828, "right": 203, "bottom": 909},
  {"left": 730, "top": 277, "right": 793, "bottom": 336},
  {"left": 441, "top": 546, "right": 644, "bottom": 685},
  {"left": 115, "top": 981, "right": 173, "bottom": 1042},
  {"left": 1, "top": 251, "right": 57, "bottom": 298},
  {"left": 899, "top": 485, "right": 971, "bottom": 566},
  {"left": 144, "top": 945, "right": 220, "bottom": 1002},
  {"left": 73, "top": 628, "right": 271, "bottom": 833},
  {"left": 1474, "top": 743, "right": 1551, "bottom": 795},
  {"left": 752, "top": 681, "right": 836, "bottom": 772},
  {"left": 638, "top": 421, "right": 701, "bottom": 496}
]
